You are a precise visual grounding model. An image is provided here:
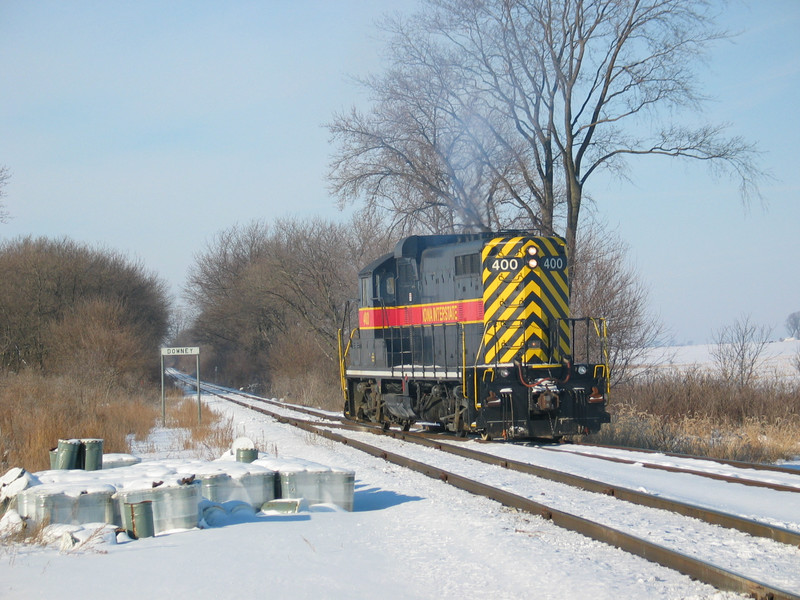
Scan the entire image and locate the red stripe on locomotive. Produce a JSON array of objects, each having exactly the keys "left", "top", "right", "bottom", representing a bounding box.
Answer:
[{"left": 358, "top": 298, "right": 484, "bottom": 328}]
